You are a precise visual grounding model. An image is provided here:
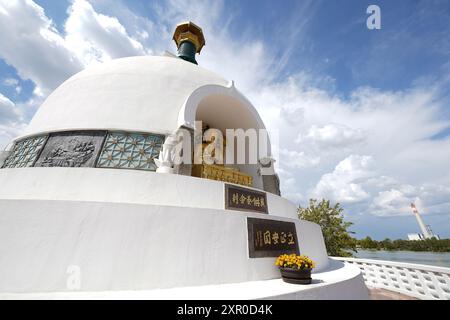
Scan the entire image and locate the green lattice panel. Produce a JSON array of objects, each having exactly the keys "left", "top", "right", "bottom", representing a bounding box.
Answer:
[
  {"left": 97, "top": 132, "right": 165, "bottom": 171},
  {"left": 2, "top": 135, "right": 48, "bottom": 168}
]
